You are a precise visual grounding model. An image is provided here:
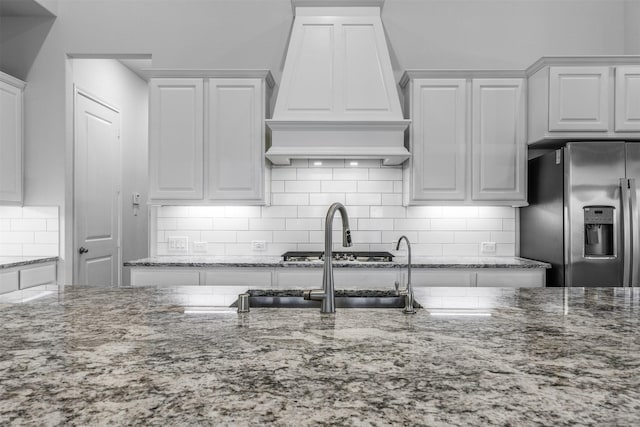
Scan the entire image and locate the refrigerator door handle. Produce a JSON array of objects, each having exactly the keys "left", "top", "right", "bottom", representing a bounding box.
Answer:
[
  {"left": 629, "top": 178, "right": 639, "bottom": 287},
  {"left": 621, "top": 178, "right": 632, "bottom": 287}
]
